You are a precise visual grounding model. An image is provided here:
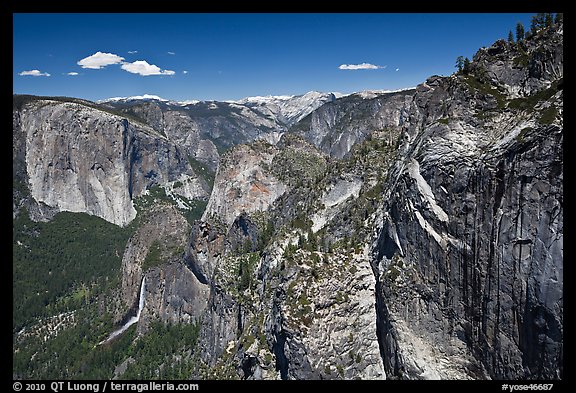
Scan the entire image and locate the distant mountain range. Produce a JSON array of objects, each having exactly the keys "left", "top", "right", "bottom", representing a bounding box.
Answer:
[{"left": 98, "top": 89, "right": 415, "bottom": 126}]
